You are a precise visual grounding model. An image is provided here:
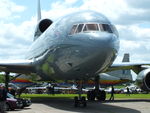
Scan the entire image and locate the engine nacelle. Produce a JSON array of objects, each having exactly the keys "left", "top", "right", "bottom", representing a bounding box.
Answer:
[
  {"left": 34, "top": 19, "right": 53, "bottom": 41},
  {"left": 136, "top": 69, "right": 150, "bottom": 91}
]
